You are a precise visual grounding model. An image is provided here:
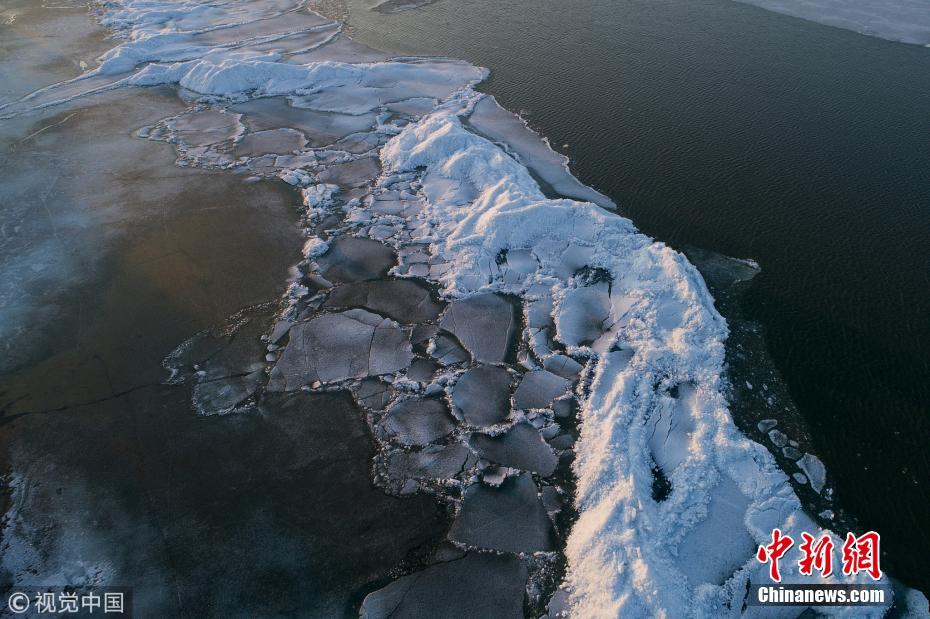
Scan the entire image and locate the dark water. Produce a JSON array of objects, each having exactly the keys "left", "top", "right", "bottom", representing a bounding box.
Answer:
[
  {"left": 0, "top": 82, "right": 446, "bottom": 614},
  {"left": 336, "top": 0, "right": 930, "bottom": 592}
]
